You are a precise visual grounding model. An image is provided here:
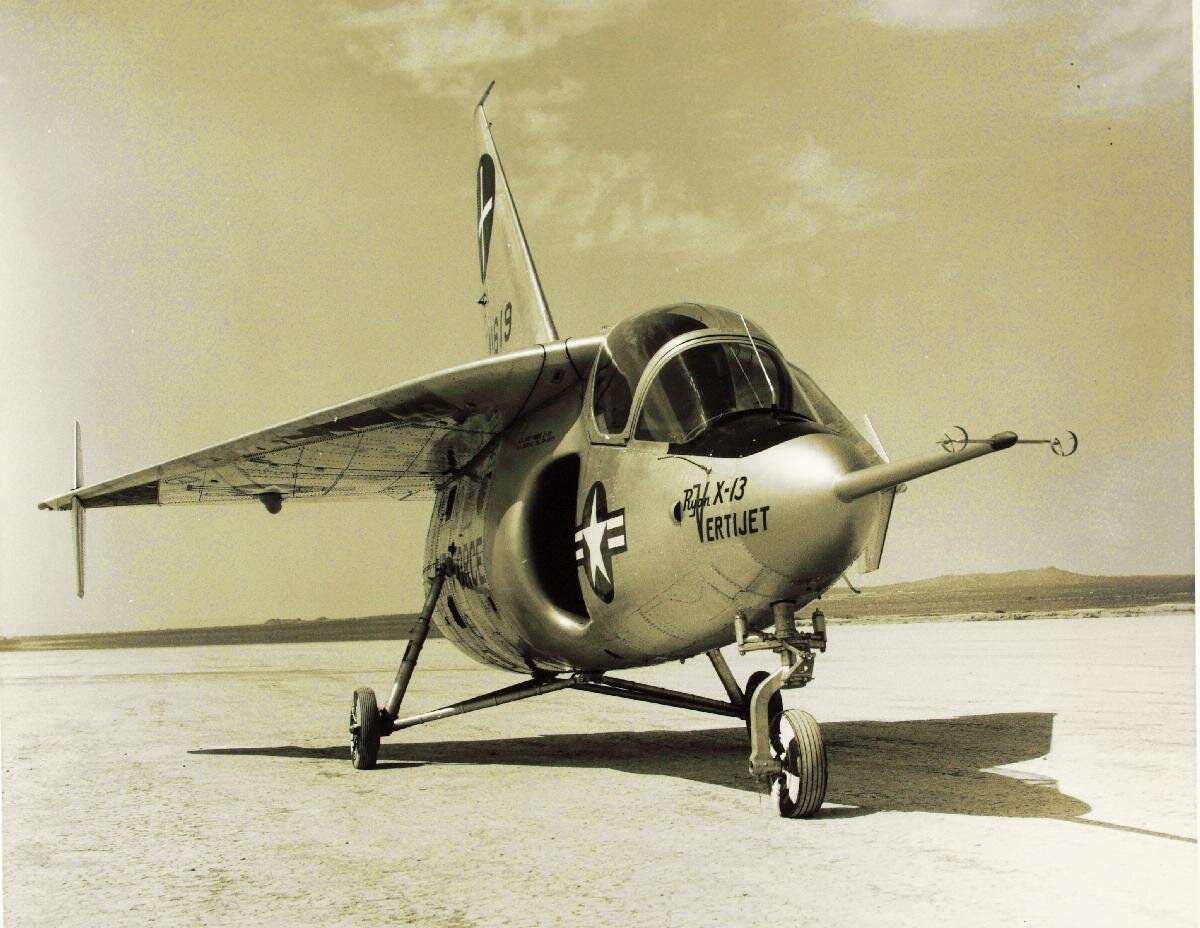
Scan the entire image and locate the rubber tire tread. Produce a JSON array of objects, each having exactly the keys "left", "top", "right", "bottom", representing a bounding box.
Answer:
[
  {"left": 352, "top": 686, "right": 380, "bottom": 770},
  {"left": 776, "top": 709, "right": 827, "bottom": 818}
]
